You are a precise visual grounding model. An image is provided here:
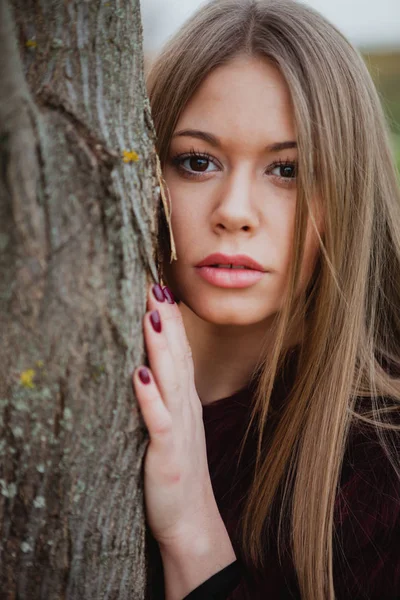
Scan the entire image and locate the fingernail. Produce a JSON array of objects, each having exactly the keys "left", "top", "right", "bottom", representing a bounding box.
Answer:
[
  {"left": 150, "top": 310, "right": 162, "bottom": 333},
  {"left": 138, "top": 367, "right": 151, "bottom": 384},
  {"left": 163, "top": 286, "right": 175, "bottom": 304},
  {"left": 152, "top": 284, "right": 165, "bottom": 303}
]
